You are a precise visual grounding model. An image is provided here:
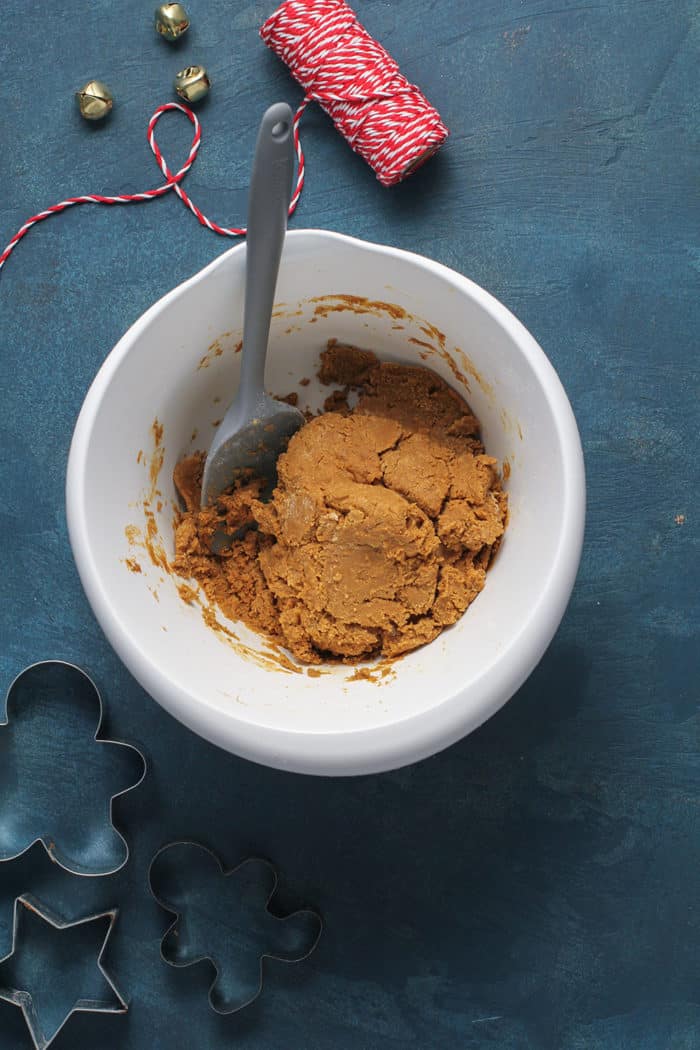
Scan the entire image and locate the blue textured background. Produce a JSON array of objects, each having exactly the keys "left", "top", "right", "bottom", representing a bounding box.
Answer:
[{"left": 1, "top": 0, "right": 699, "bottom": 1047}]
